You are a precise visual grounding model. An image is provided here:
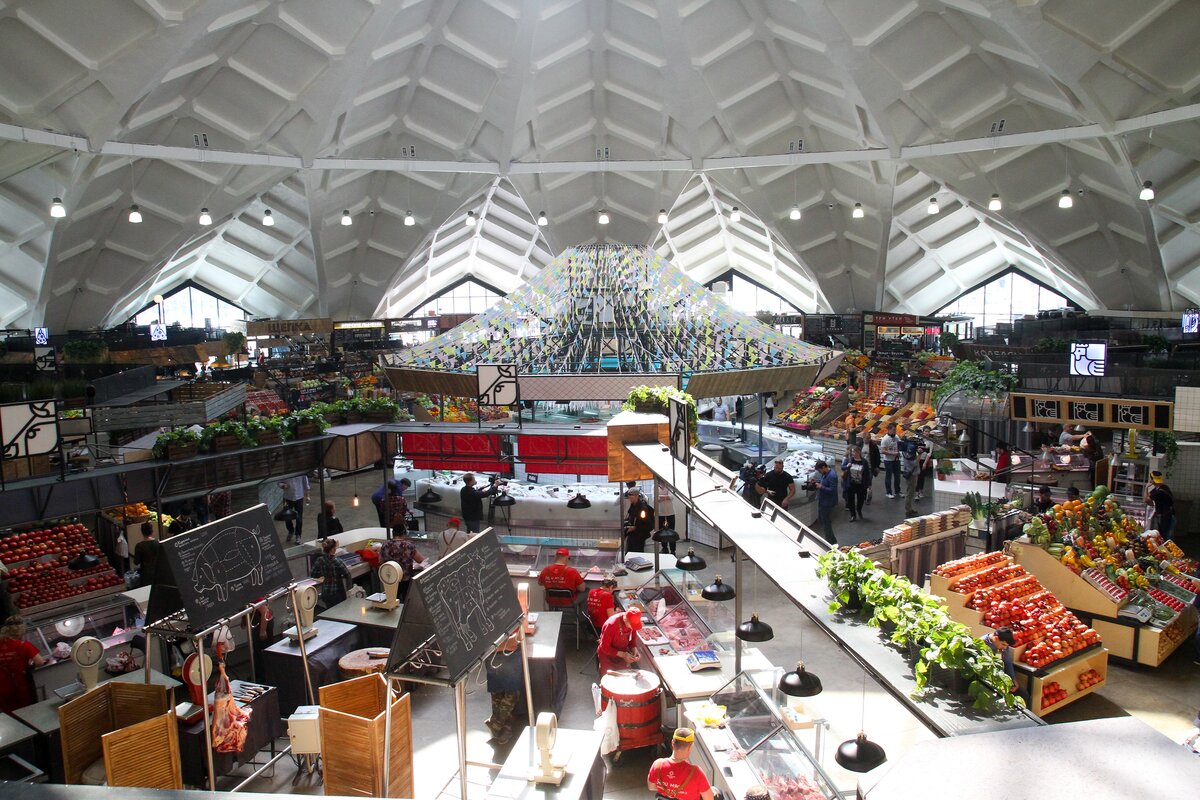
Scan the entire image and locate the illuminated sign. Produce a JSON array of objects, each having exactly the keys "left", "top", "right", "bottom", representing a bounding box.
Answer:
[
  {"left": 245, "top": 318, "right": 332, "bottom": 337},
  {"left": 333, "top": 320, "right": 385, "bottom": 330},
  {"left": 149, "top": 323, "right": 168, "bottom": 342},
  {"left": 1069, "top": 341, "right": 1107, "bottom": 377},
  {"left": 1010, "top": 392, "right": 1172, "bottom": 431},
  {"left": 33, "top": 327, "right": 49, "bottom": 345},
  {"left": 1184, "top": 308, "right": 1199, "bottom": 333}
]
